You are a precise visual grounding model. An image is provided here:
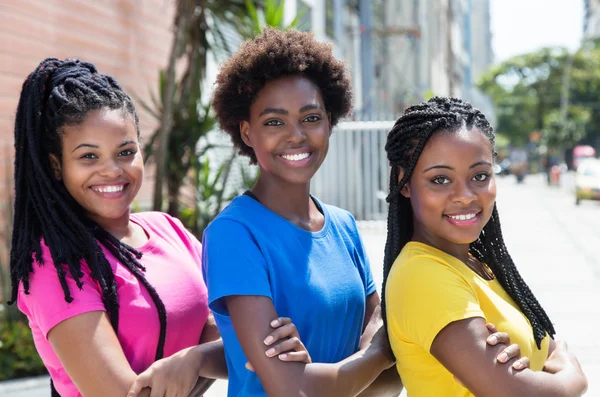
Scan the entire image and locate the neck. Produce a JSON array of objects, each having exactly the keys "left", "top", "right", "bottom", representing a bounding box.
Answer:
[
  {"left": 412, "top": 228, "right": 471, "bottom": 263},
  {"left": 251, "top": 174, "right": 316, "bottom": 226},
  {"left": 88, "top": 210, "right": 134, "bottom": 241}
]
